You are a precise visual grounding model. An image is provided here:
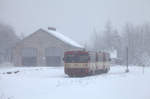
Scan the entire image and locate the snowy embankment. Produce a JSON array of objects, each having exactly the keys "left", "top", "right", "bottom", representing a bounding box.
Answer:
[{"left": 0, "top": 66, "right": 150, "bottom": 99}]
